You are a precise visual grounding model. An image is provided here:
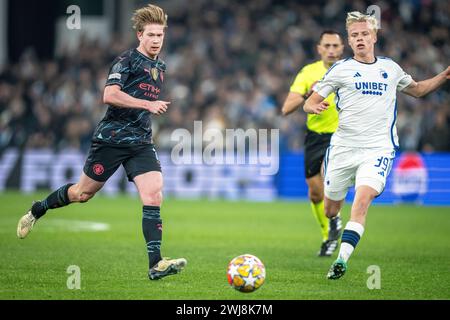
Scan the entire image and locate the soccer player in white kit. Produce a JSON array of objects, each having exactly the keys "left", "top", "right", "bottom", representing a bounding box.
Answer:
[{"left": 304, "top": 11, "right": 450, "bottom": 279}]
